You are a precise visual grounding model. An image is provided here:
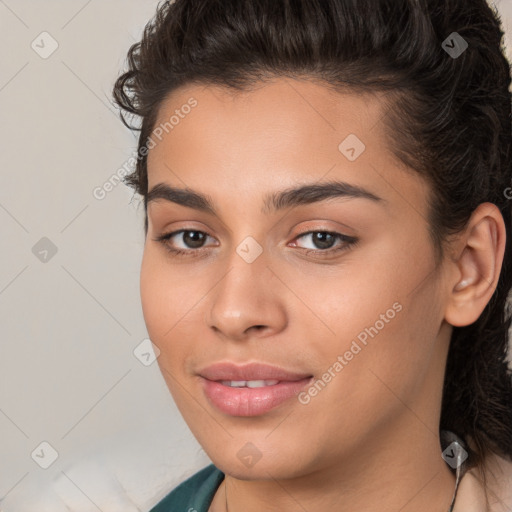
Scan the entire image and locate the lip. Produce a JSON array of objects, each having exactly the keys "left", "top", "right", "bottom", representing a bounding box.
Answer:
[
  {"left": 197, "top": 362, "right": 313, "bottom": 416},
  {"left": 197, "top": 361, "right": 312, "bottom": 382}
]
